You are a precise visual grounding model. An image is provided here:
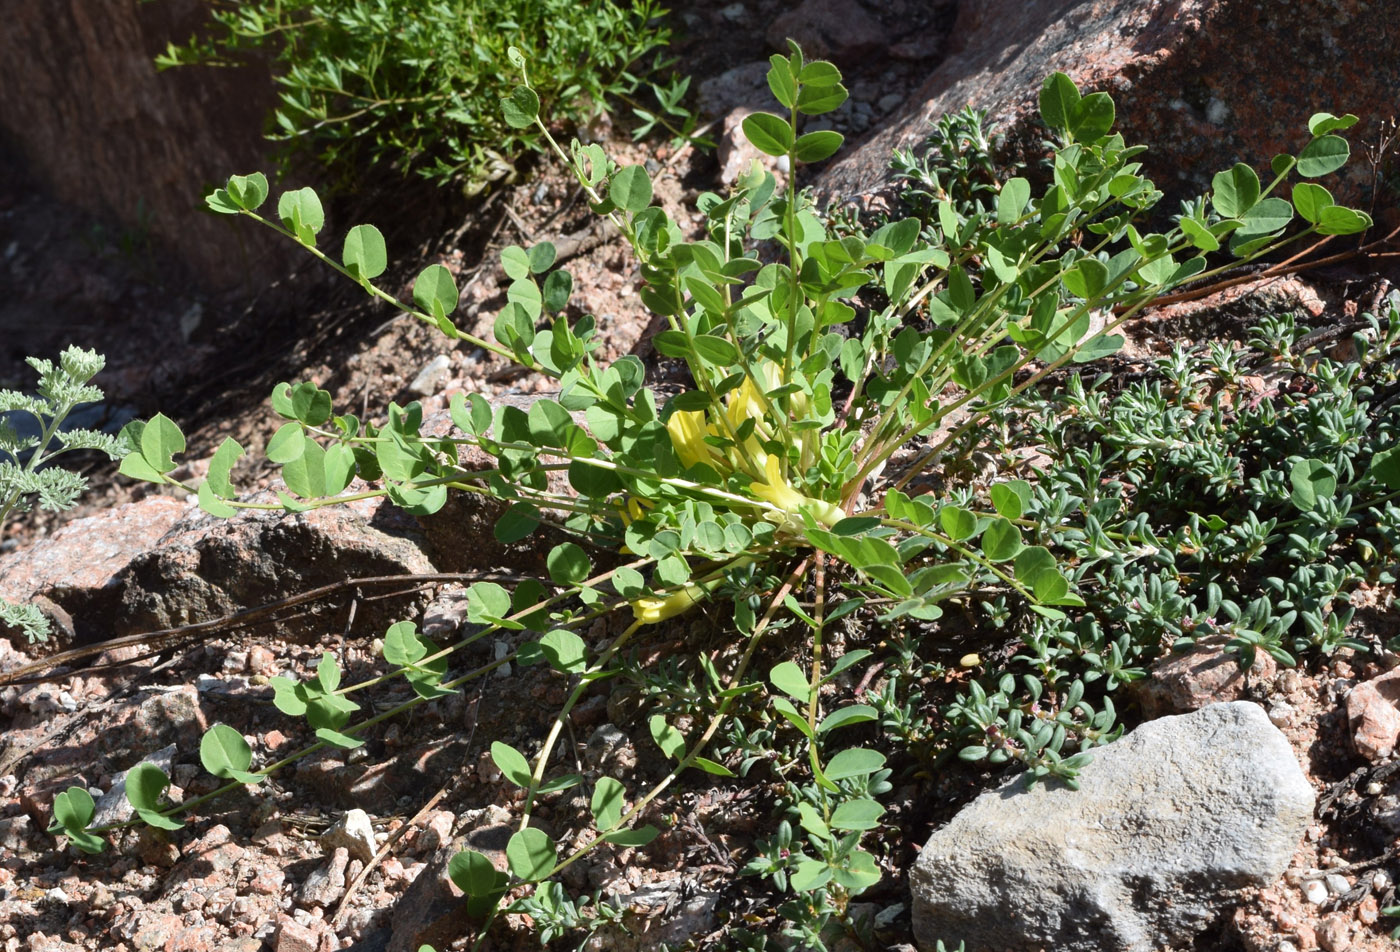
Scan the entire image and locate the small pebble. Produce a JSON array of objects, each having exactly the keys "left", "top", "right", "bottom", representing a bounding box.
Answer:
[
  {"left": 877, "top": 93, "right": 904, "bottom": 113},
  {"left": 1324, "top": 873, "right": 1349, "bottom": 895},
  {"left": 1365, "top": 781, "right": 1383, "bottom": 795},
  {"left": 1303, "top": 879, "right": 1329, "bottom": 904}
]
